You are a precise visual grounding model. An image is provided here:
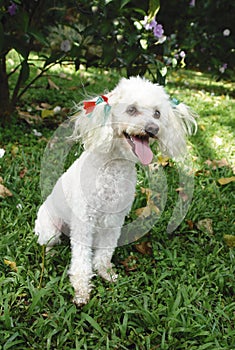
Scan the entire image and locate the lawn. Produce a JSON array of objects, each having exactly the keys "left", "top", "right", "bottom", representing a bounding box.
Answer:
[{"left": 0, "top": 65, "right": 235, "bottom": 350}]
